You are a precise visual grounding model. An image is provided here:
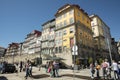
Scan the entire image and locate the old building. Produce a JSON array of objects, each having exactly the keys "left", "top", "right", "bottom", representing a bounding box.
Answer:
[
  {"left": 54, "top": 4, "right": 93, "bottom": 65},
  {"left": 90, "top": 14, "right": 112, "bottom": 60},
  {"left": 23, "top": 30, "right": 42, "bottom": 55},
  {"left": 111, "top": 38, "right": 119, "bottom": 61},
  {"left": 117, "top": 39, "right": 120, "bottom": 55},
  {"left": 6, "top": 43, "right": 19, "bottom": 56},
  {"left": 41, "top": 19, "right": 55, "bottom": 55},
  {"left": 0, "top": 46, "right": 6, "bottom": 61}
]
